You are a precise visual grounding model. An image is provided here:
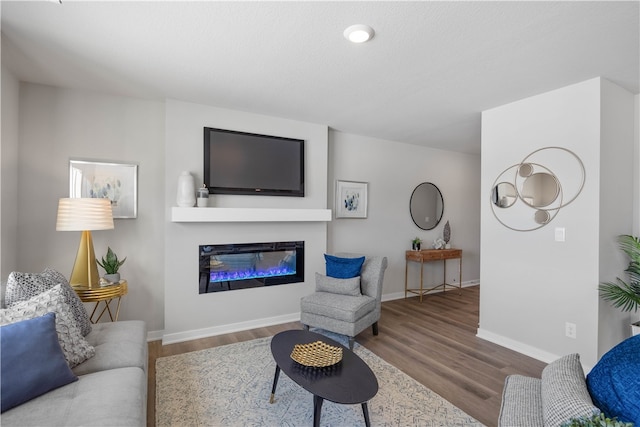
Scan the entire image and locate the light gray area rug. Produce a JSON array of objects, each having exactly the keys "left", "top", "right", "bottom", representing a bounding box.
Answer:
[{"left": 156, "top": 335, "right": 484, "bottom": 426}]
